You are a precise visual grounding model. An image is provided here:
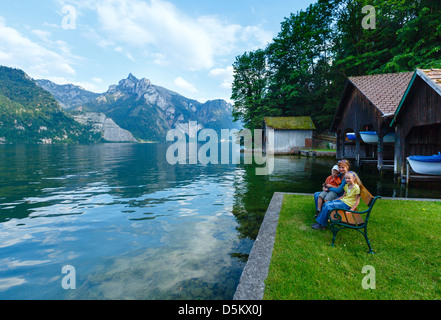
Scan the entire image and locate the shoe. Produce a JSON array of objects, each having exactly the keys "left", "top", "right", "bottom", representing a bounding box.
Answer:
[
  {"left": 314, "top": 210, "right": 320, "bottom": 218},
  {"left": 311, "top": 223, "right": 326, "bottom": 230}
]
